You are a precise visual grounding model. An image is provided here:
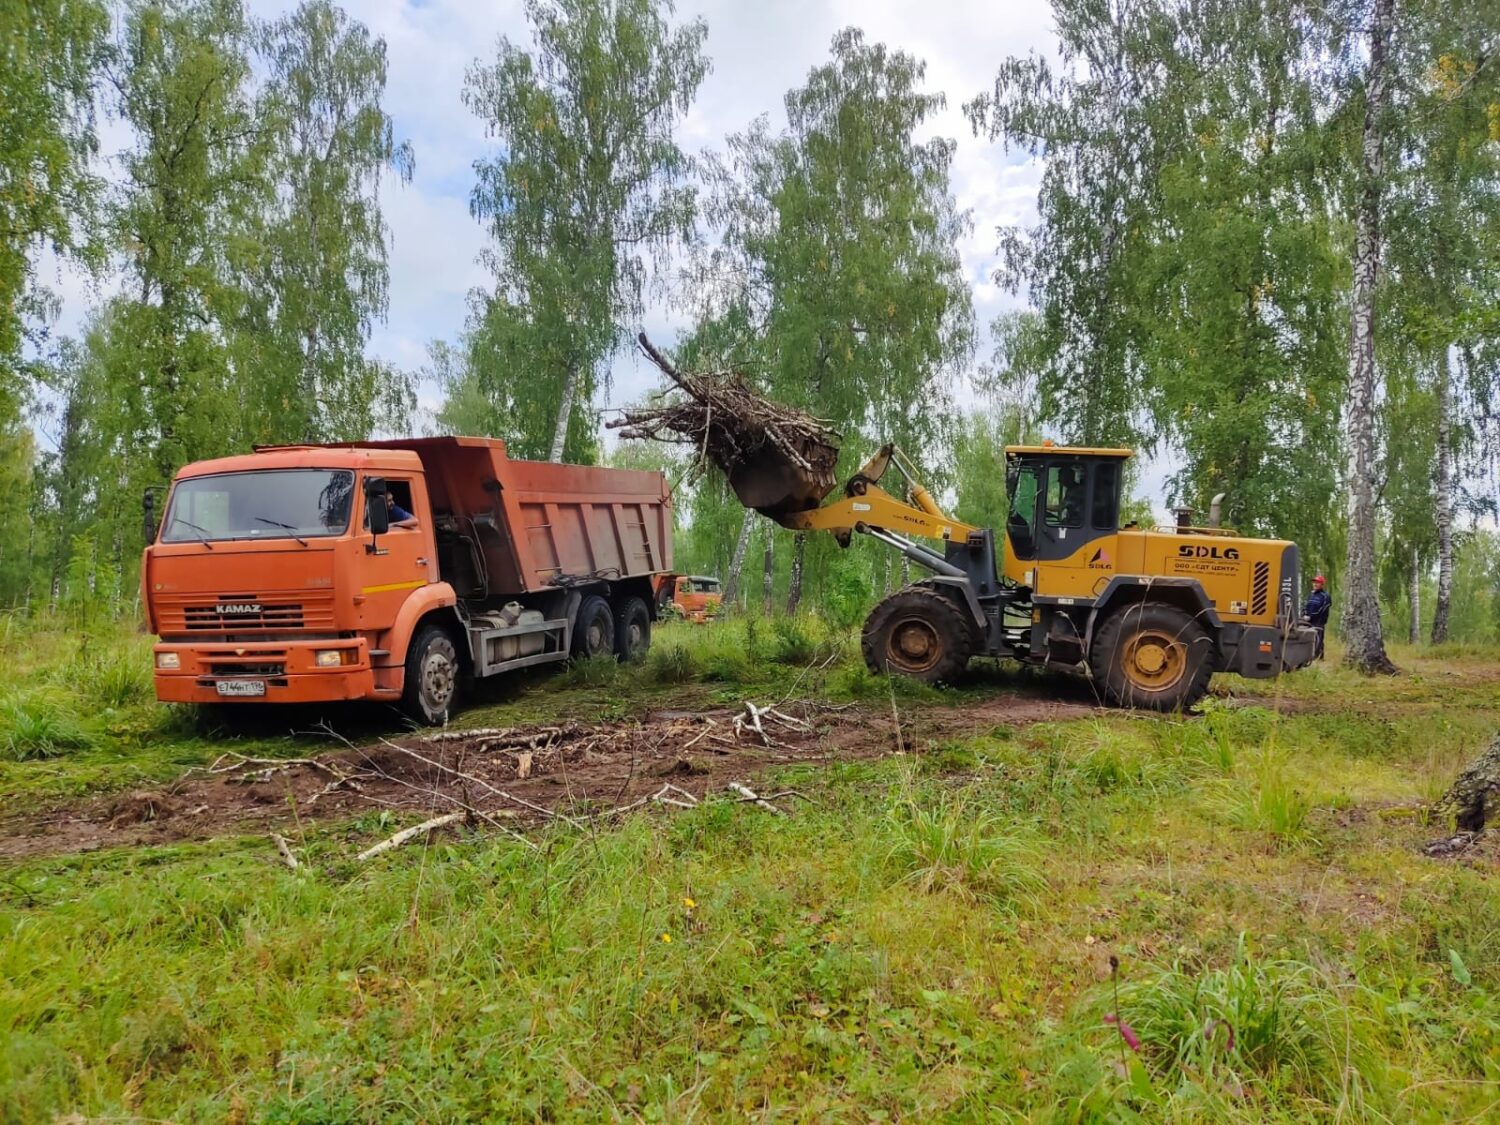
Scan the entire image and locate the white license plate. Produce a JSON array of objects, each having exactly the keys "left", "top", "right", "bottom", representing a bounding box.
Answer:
[{"left": 215, "top": 679, "right": 267, "bottom": 697}]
